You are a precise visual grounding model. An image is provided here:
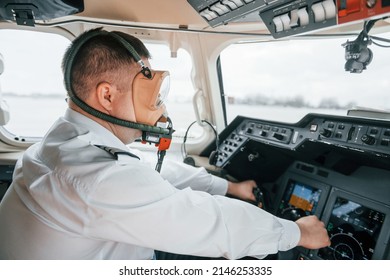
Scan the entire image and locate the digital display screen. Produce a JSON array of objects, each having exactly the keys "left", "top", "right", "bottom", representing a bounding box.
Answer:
[
  {"left": 318, "top": 197, "right": 386, "bottom": 260},
  {"left": 278, "top": 180, "right": 322, "bottom": 219}
]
